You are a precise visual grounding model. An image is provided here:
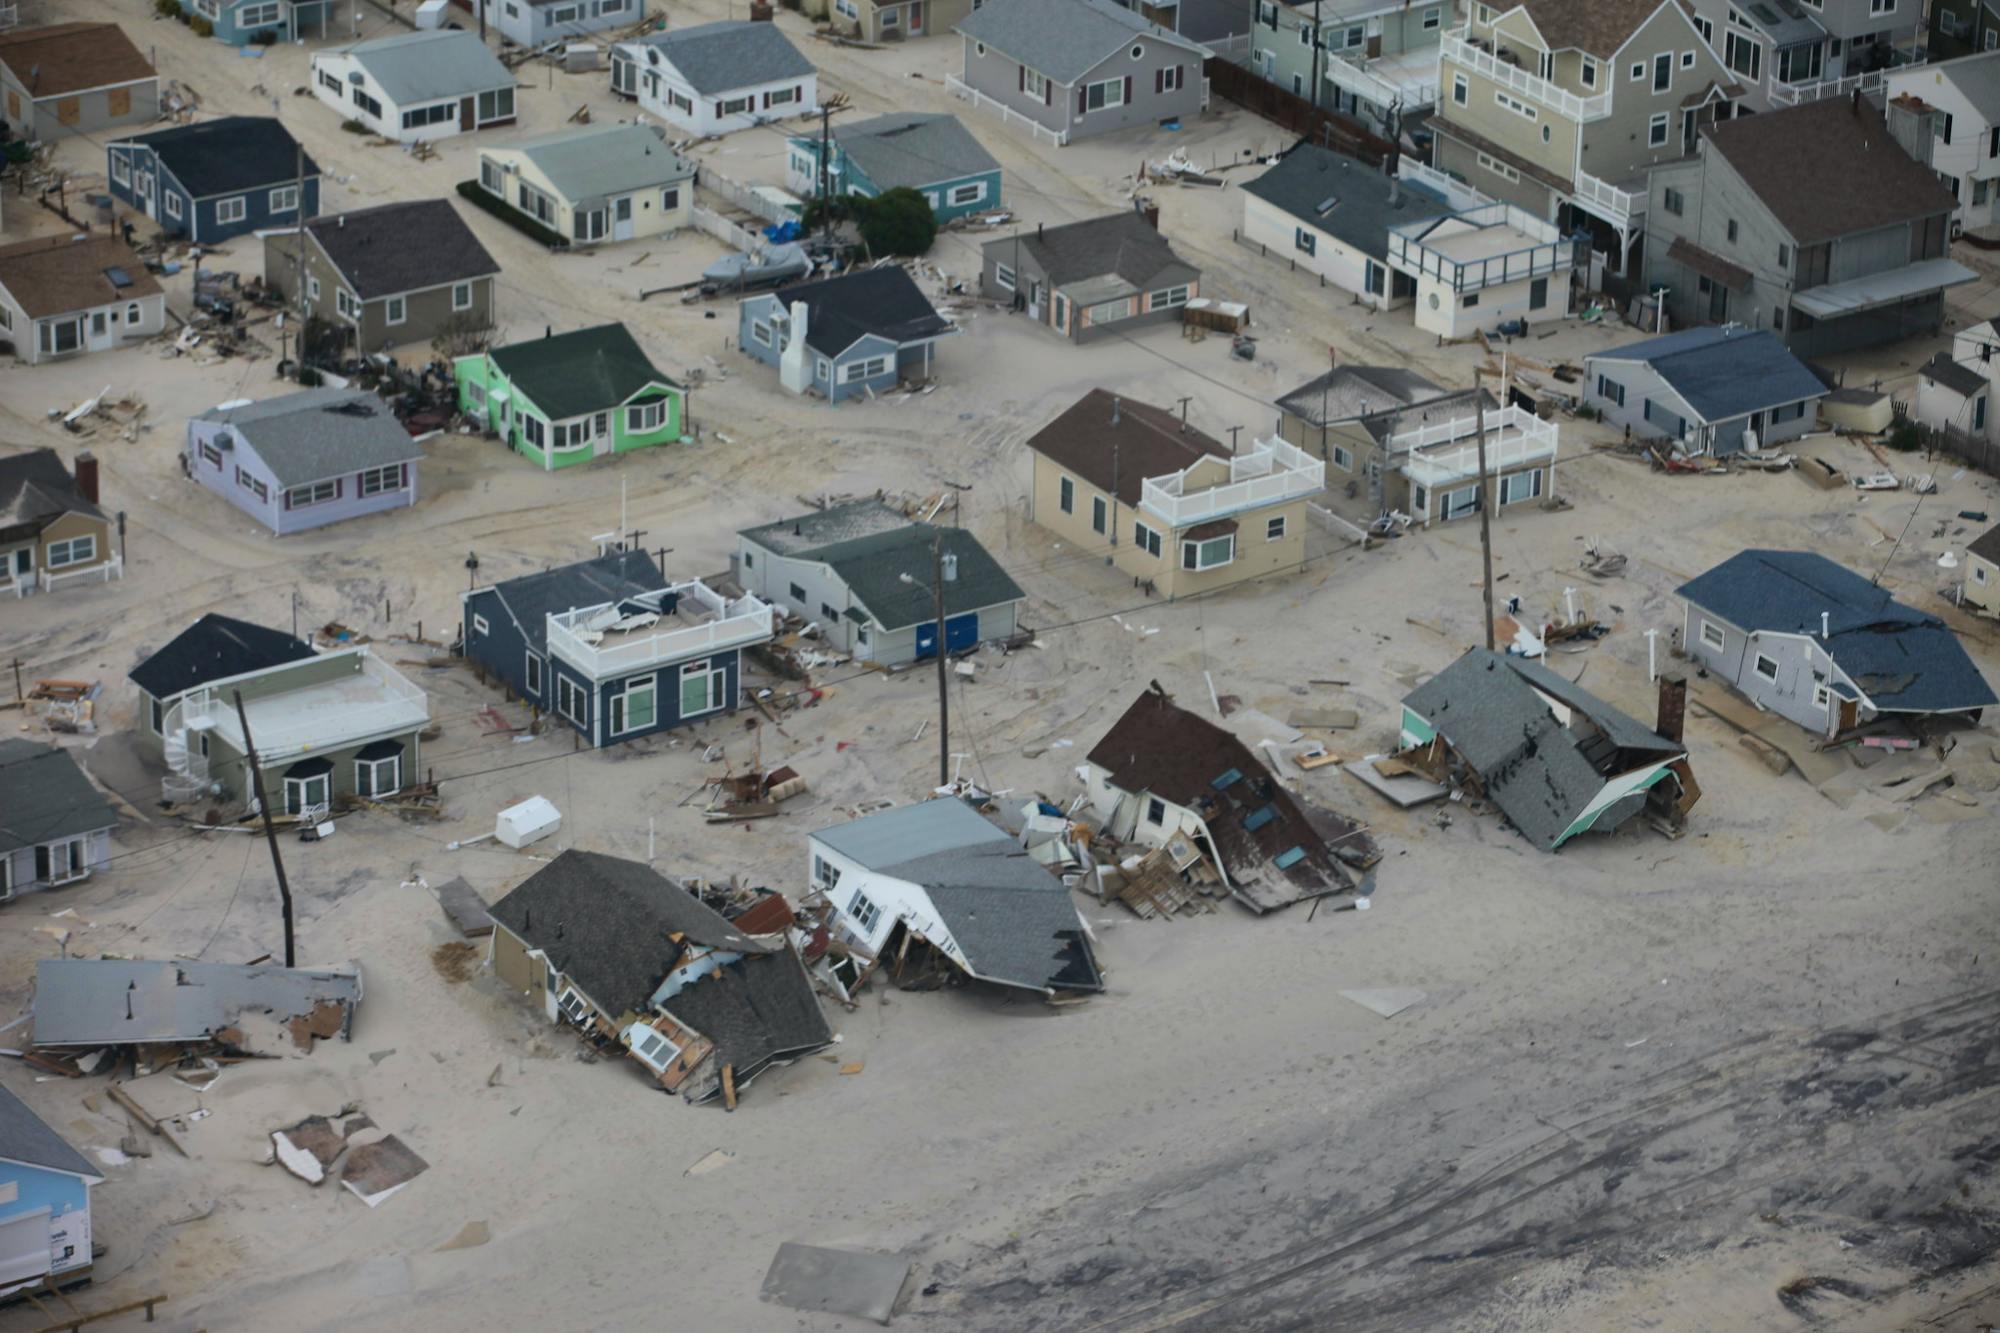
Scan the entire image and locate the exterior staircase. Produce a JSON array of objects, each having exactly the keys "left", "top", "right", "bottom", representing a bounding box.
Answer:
[{"left": 160, "top": 690, "right": 216, "bottom": 805}]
